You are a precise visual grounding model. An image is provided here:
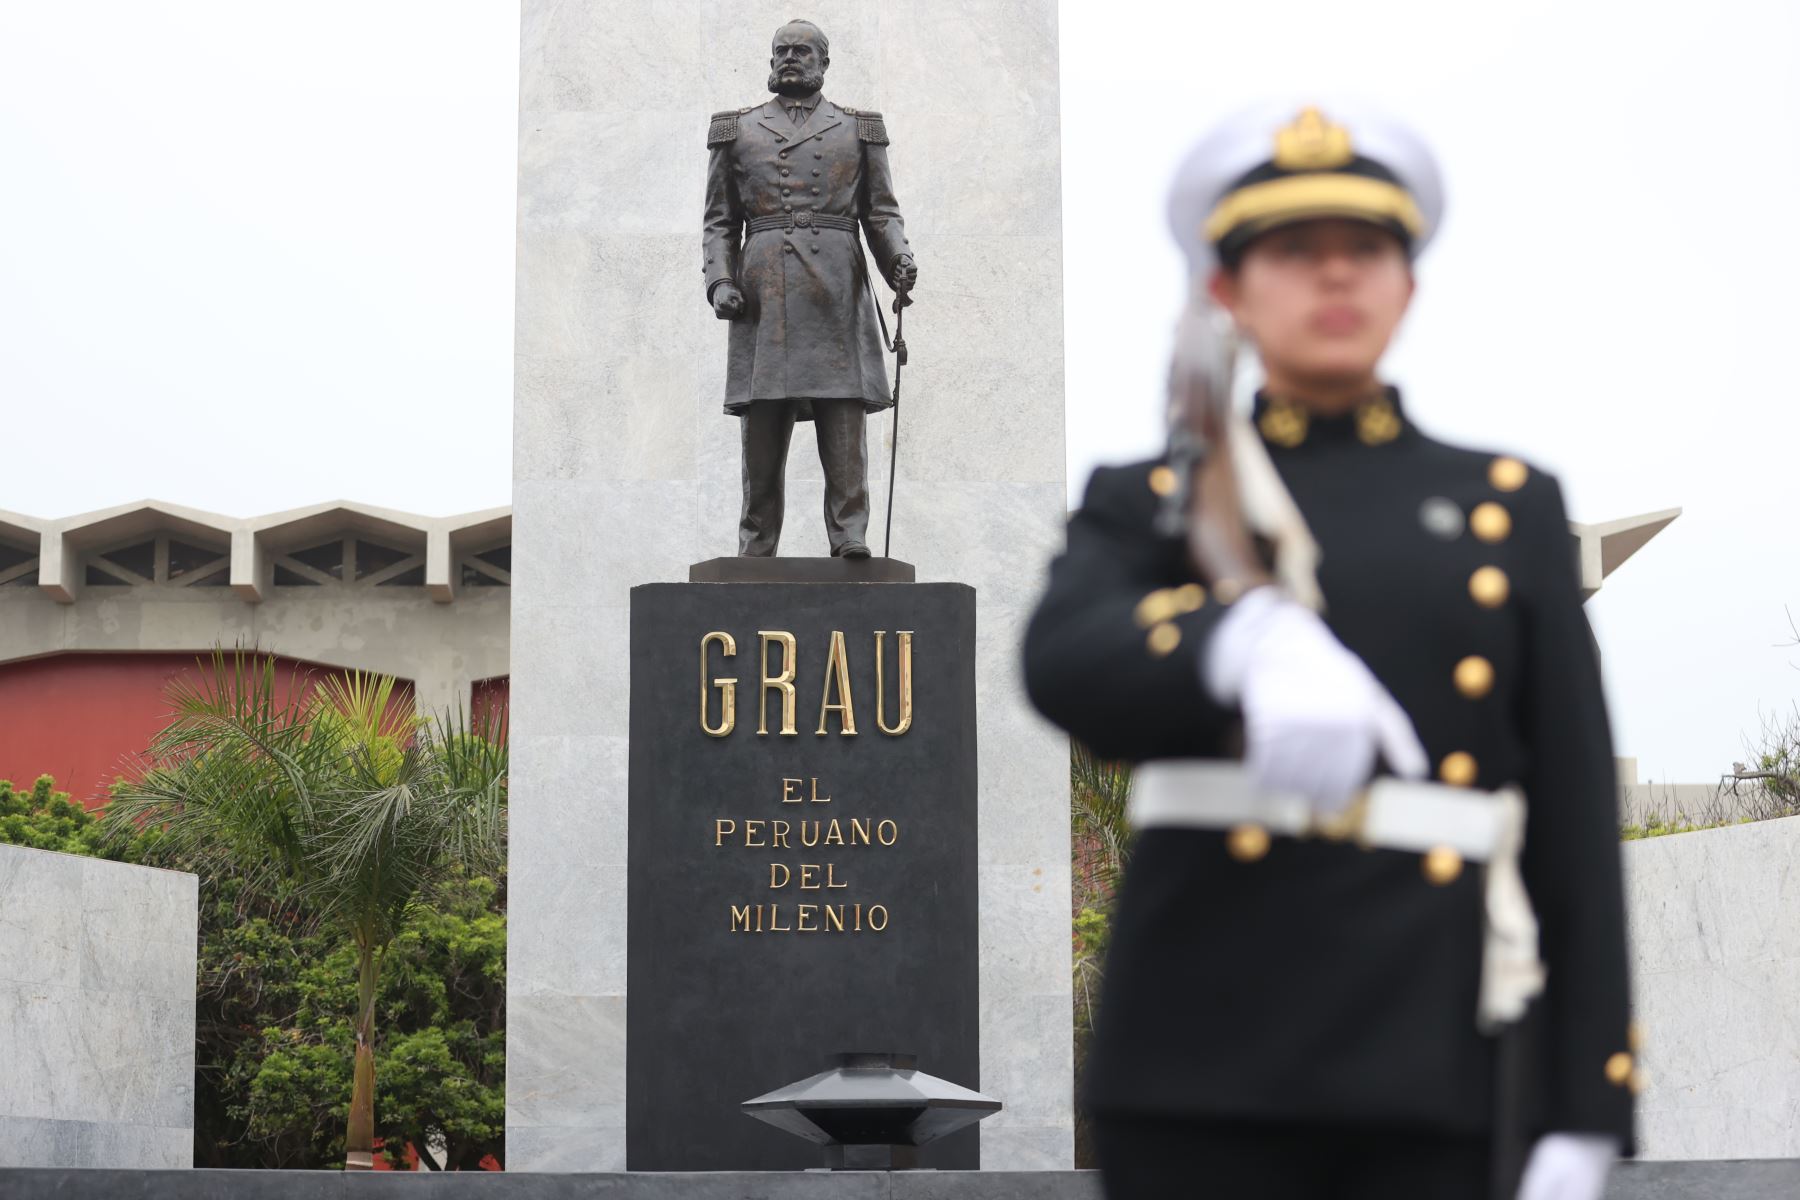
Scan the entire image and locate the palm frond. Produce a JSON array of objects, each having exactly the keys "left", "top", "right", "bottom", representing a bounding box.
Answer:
[
  {"left": 111, "top": 644, "right": 350, "bottom": 871},
  {"left": 1071, "top": 742, "right": 1134, "bottom": 894},
  {"left": 107, "top": 642, "right": 506, "bottom": 955},
  {"left": 316, "top": 670, "right": 420, "bottom": 746}
]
